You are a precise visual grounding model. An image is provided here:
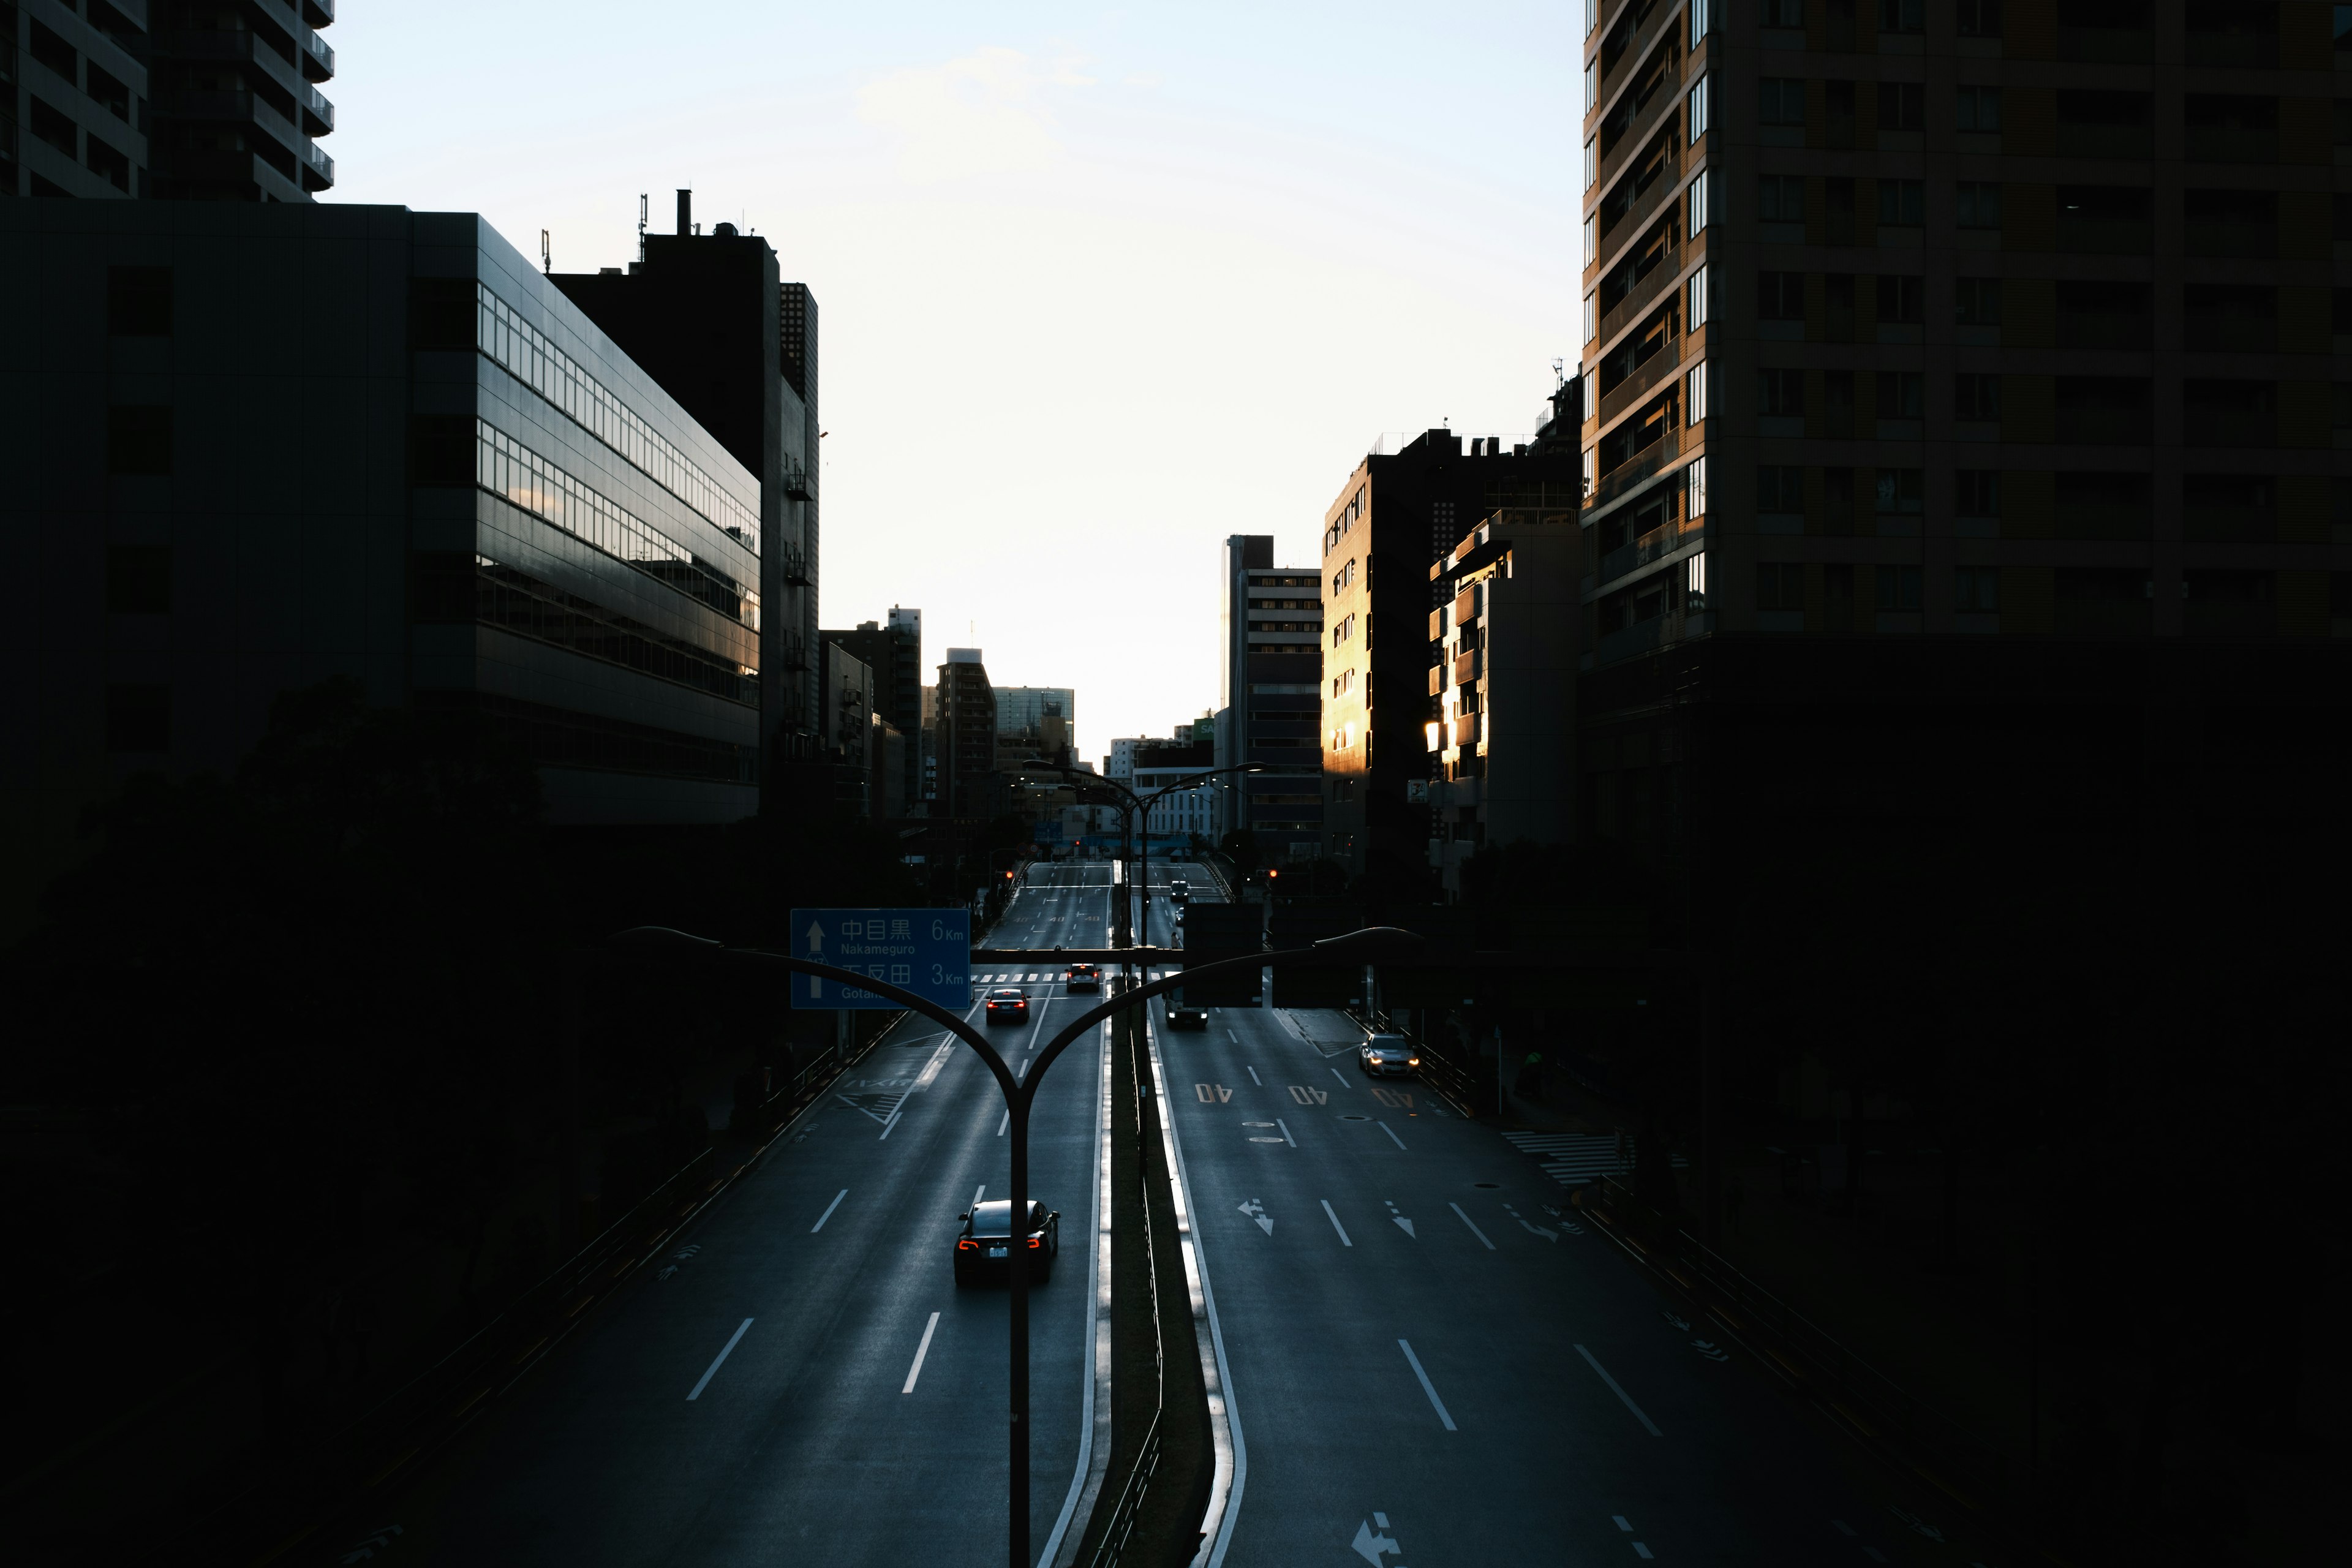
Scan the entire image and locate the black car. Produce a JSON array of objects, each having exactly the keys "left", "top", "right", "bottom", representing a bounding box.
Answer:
[
  {"left": 984, "top": 987, "right": 1030, "bottom": 1023},
  {"left": 954, "top": 1199, "right": 1060, "bottom": 1285},
  {"left": 1166, "top": 996, "right": 1208, "bottom": 1030}
]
